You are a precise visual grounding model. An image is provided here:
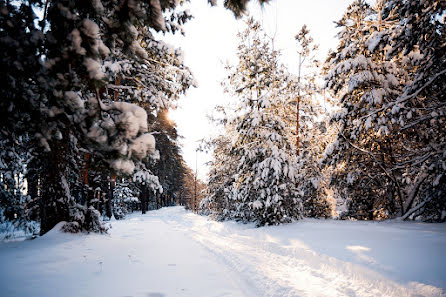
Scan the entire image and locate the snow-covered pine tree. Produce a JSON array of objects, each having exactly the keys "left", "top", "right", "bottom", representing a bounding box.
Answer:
[
  {"left": 290, "top": 25, "right": 334, "bottom": 218},
  {"left": 148, "top": 109, "right": 187, "bottom": 208},
  {"left": 113, "top": 181, "right": 140, "bottom": 220},
  {"left": 223, "top": 18, "right": 302, "bottom": 226},
  {"left": 0, "top": 0, "right": 195, "bottom": 234},
  {"left": 208, "top": 0, "right": 271, "bottom": 18},
  {"left": 0, "top": 2, "right": 44, "bottom": 234},
  {"left": 38, "top": 0, "right": 186, "bottom": 233},
  {"left": 0, "top": 136, "right": 38, "bottom": 237},
  {"left": 324, "top": 0, "right": 402, "bottom": 220},
  {"left": 323, "top": 0, "right": 445, "bottom": 221},
  {"left": 379, "top": 0, "right": 446, "bottom": 221},
  {"left": 201, "top": 132, "right": 239, "bottom": 220}
]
